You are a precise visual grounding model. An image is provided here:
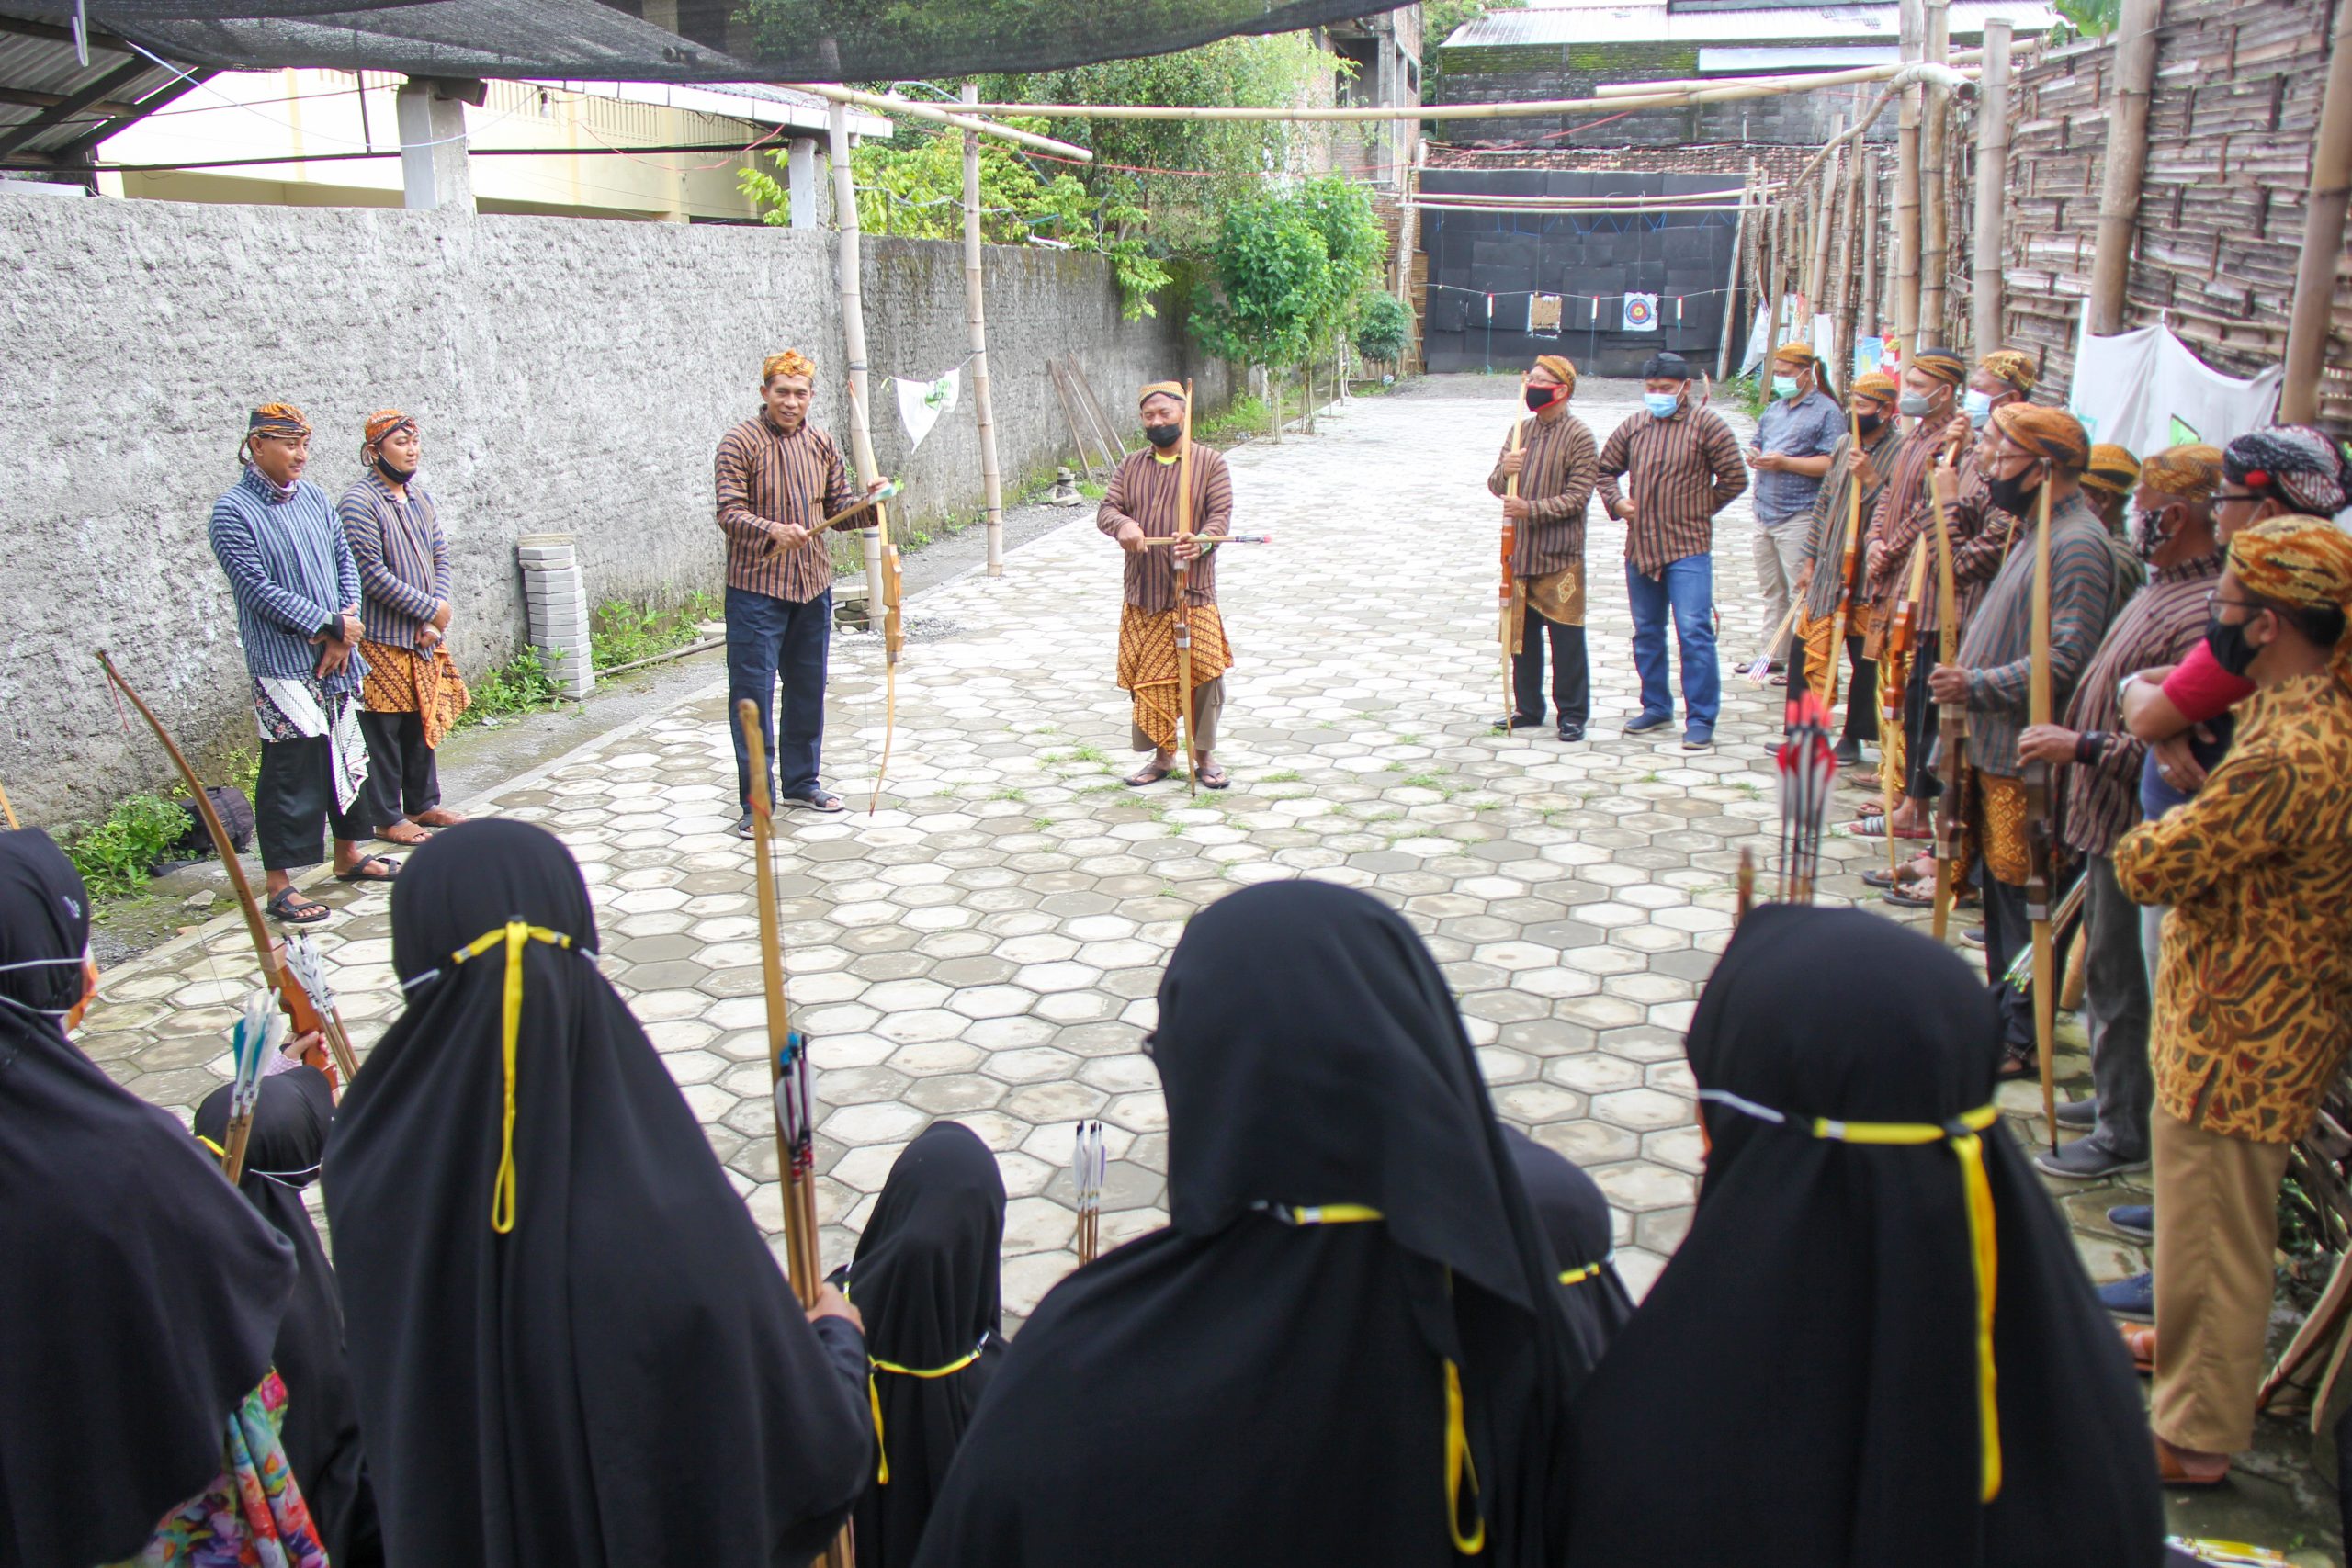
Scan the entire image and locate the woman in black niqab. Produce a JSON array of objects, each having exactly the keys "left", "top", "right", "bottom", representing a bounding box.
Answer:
[
  {"left": 1564, "top": 905, "right": 2164, "bottom": 1568},
  {"left": 195, "top": 1066, "right": 382, "bottom": 1566},
  {"left": 322, "top": 818, "right": 871, "bottom": 1568},
  {"left": 833, "top": 1120, "right": 1006, "bottom": 1568},
  {"left": 0, "top": 828, "right": 295, "bottom": 1568},
  {"left": 912, "top": 880, "right": 1586, "bottom": 1568},
  {"left": 1502, "top": 1127, "right": 1634, "bottom": 1363}
]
